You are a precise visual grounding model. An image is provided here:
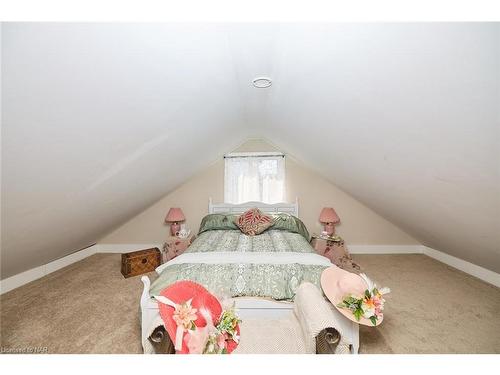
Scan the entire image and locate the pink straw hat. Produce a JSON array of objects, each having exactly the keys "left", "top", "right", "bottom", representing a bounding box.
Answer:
[
  {"left": 155, "top": 280, "right": 240, "bottom": 353},
  {"left": 321, "top": 266, "right": 384, "bottom": 326}
]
